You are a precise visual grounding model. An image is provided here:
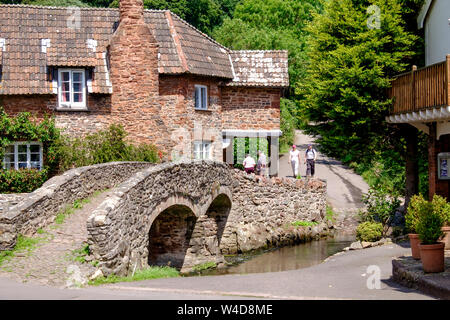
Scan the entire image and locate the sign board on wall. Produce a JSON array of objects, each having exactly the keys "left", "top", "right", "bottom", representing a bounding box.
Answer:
[{"left": 438, "top": 152, "right": 450, "bottom": 180}]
